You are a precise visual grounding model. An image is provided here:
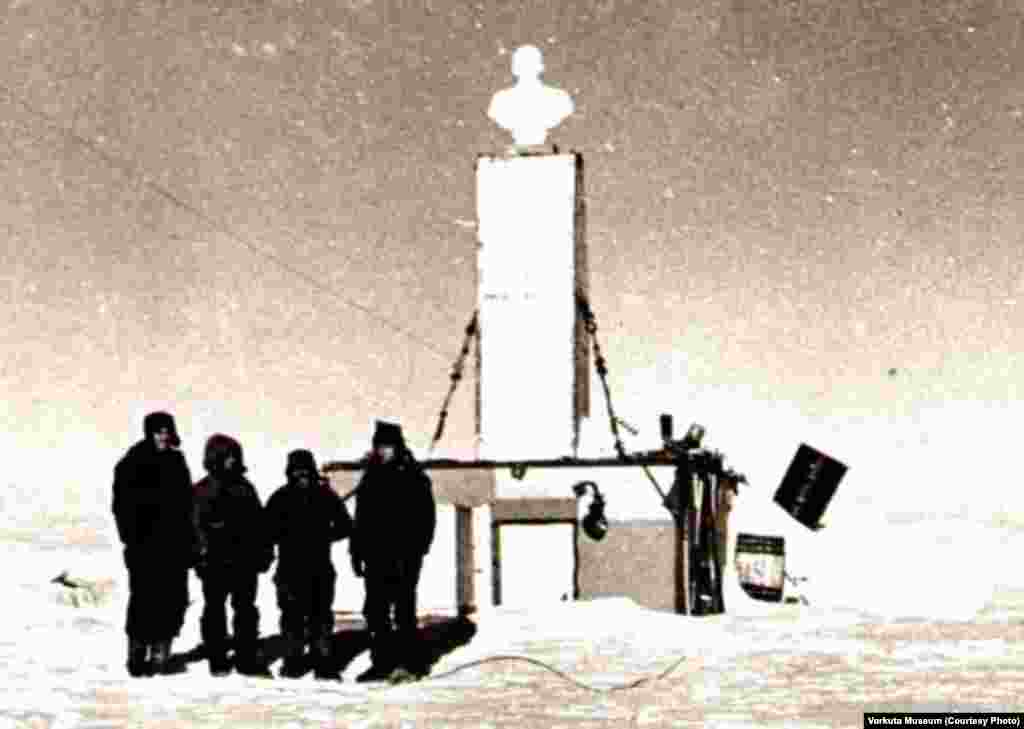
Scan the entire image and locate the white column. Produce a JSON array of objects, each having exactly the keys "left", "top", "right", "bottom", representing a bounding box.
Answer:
[{"left": 476, "top": 153, "right": 580, "bottom": 463}]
